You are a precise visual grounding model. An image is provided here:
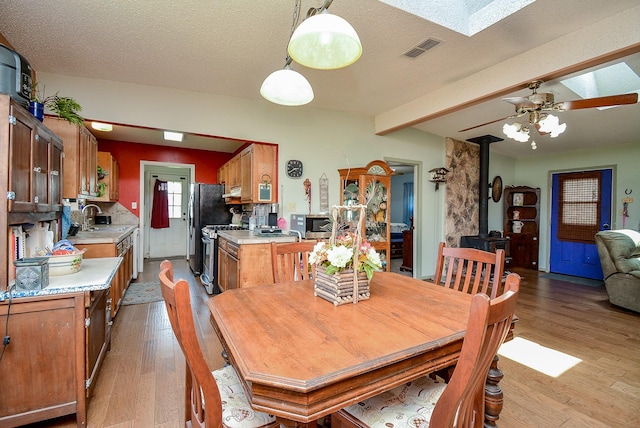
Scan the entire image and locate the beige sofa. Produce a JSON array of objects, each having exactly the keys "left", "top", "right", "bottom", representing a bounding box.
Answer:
[{"left": 594, "top": 229, "right": 640, "bottom": 313}]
